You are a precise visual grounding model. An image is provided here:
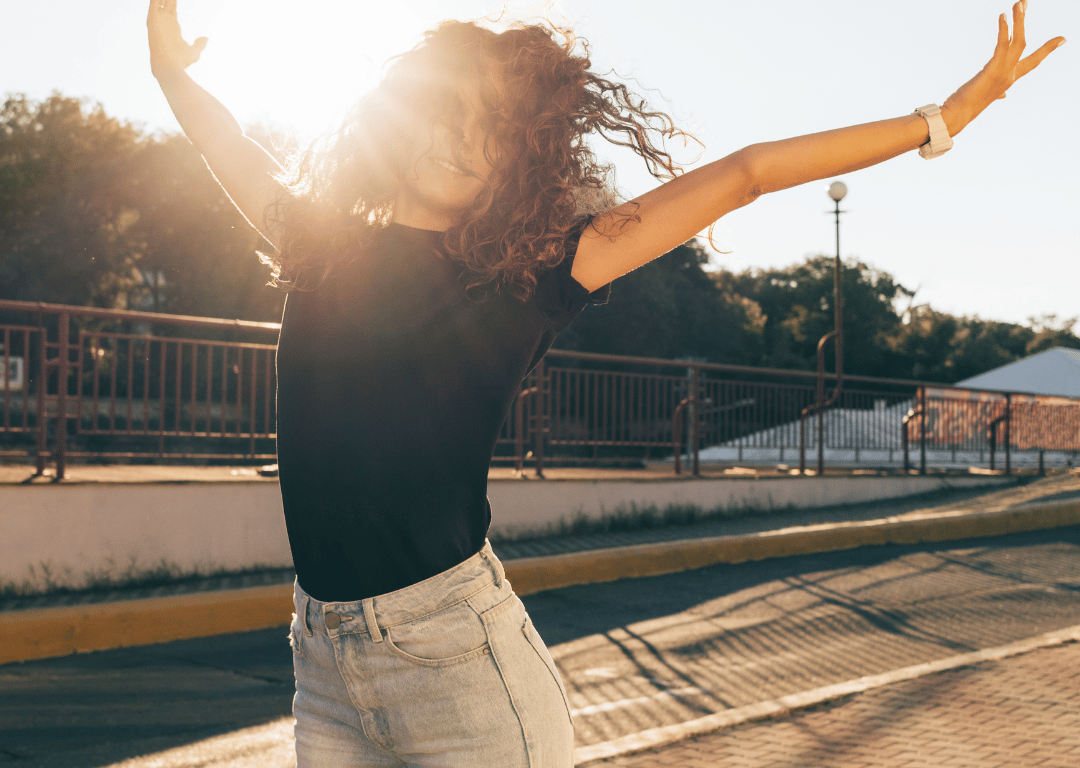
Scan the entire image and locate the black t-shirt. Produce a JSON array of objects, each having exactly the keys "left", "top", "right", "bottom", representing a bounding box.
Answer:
[{"left": 275, "top": 221, "right": 608, "bottom": 601}]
